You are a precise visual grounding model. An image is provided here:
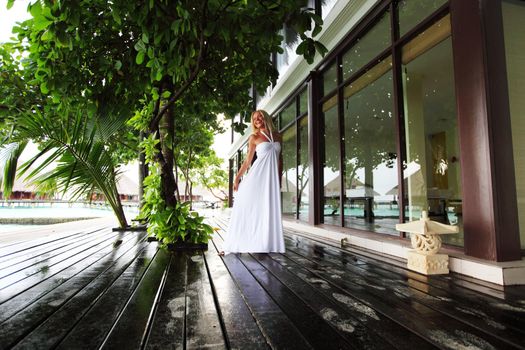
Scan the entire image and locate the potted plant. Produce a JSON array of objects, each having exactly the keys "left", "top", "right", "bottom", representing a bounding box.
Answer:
[{"left": 137, "top": 164, "right": 213, "bottom": 250}]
